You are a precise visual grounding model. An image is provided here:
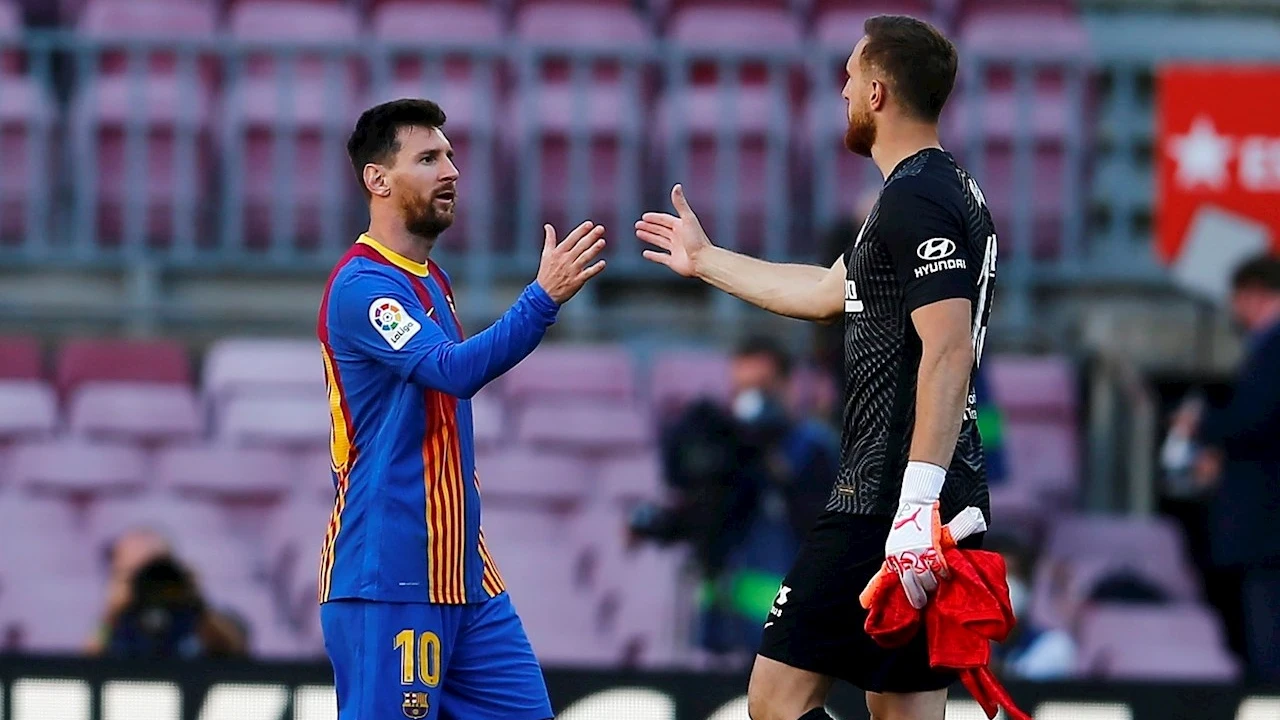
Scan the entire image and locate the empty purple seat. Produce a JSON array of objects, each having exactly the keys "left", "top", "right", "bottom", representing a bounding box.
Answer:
[
  {"left": 0, "top": 78, "right": 57, "bottom": 244},
  {"left": 5, "top": 576, "right": 102, "bottom": 653},
  {"left": 813, "top": 1, "right": 937, "bottom": 50},
  {"left": 10, "top": 439, "right": 146, "bottom": 496},
  {"left": 1046, "top": 515, "right": 1187, "bottom": 571},
  {"left": 648, "top": 349, "right": 731, "bottom": 415},
  {"left": 69, "top": 74, "right": 214, "bottom": 248},
  {"left": 598, "top": 453, "right": 663, "bottom": 502},
  {"left": 0, "top": 336, "right": 41, "bottom": 379},
  {"left": 90, "top": 495, "right": 226, "bottom": 547},
  {"left": 297, "top": 448, "right": 338, "bottom": 502},
  {"left": 69, "top": 382, "right": 202, "bottom": 446},
  {"left": 476, "top": 448, "right": 589, "bottom": 504},
  {"left": 0, "top": 380, "right": 56, "bottom": 442},
  {"left": 204, "top": 338, "right": 326, "bottom": 407},
  {"left": 1093, "top": 641, "right": 1240, "bottom": 682},
  {"left": 217, "top": 394, "right": 331, "bottom": 450},
  {"left": 500, "top": 345, "right": 635, "bottom": 404},
  {"left": 155, "top": 445, "right": 295, "bottom": 500},
  {"left": 373, "top": 1, "right": 501, "bottom": 50},
  {"left": 515, "top": 401, "right": 652, "bottom": 455},
  {"left": 1028, "top": 553, "right": 1202, "bottom": 631},
  {"left": 1004, "top": 422, "right": 1078, "bottom": 500},
  {"left": 78, "top": 0, "right": 218, "bottom": 82},
  {"left": 55, "top": 338, "right": 191, "bottom": 398},
  {"left": 986, "top": 355, "right": 1075, "bottom": 417},
  {"left": 480, "top": 505, "right": 574, "bottom": 555},
  {"left": 669, "top": 5, "right": 800, "bottom": 49},
  {"left": 470, "top": 391, "right": 505, "bottom": 450},
  {"left": 229, "top": 0, "right": 362, "bottom": 82},
  {"left": 1079, "top": 604, "right": 1239, "bottom": 681}
]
